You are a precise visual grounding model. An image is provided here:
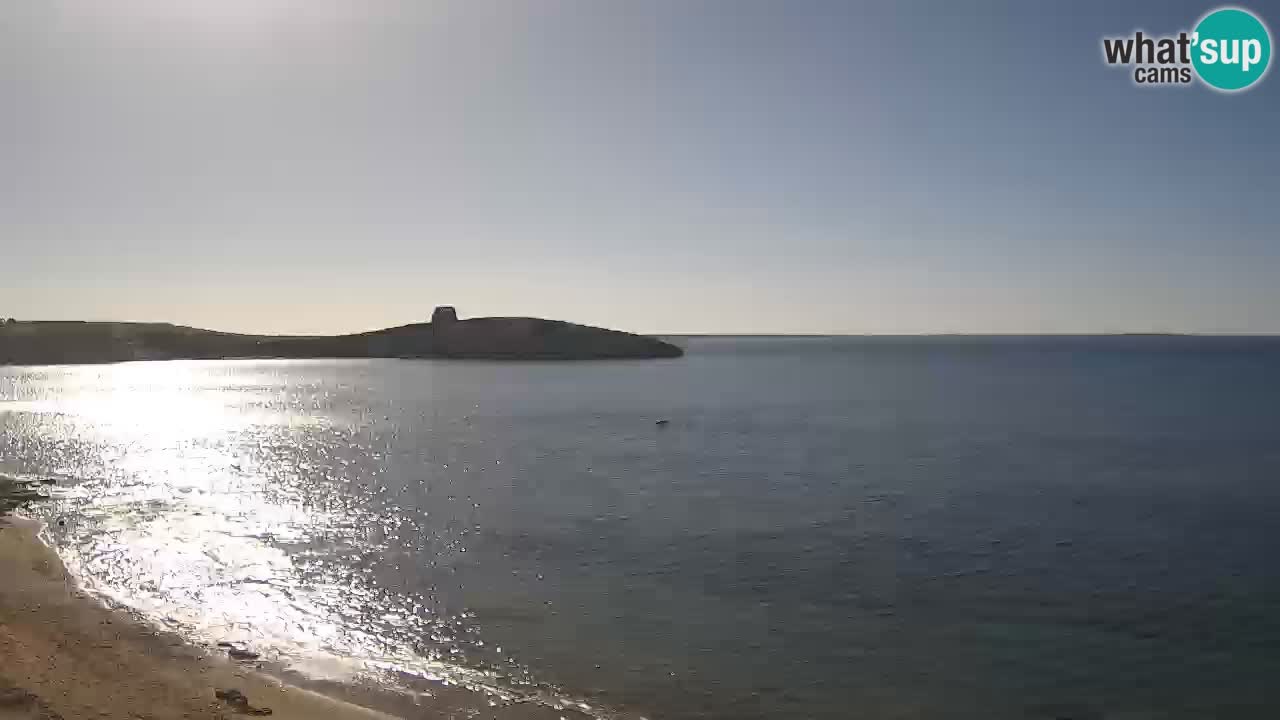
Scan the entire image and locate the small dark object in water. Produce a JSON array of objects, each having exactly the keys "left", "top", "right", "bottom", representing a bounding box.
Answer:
[
  {"left": 655, "top": 419, "right": 670, "bottom": 427},
  {"left": 228, "top": 648, "right": 260, "bottom": 661},
  {"left": 57, "top": 519, "right": 65, "bottom": 526}
]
